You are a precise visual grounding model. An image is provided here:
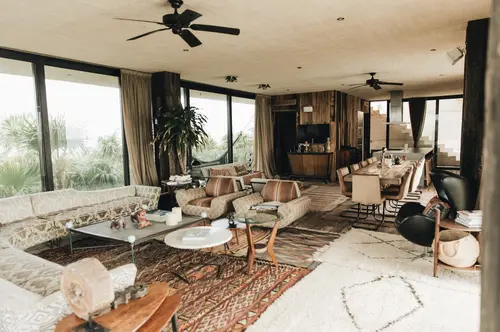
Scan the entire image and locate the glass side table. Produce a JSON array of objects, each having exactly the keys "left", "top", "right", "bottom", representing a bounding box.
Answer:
[{"left": 234, "top": 210, "right": 282, "bottom": 275}]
